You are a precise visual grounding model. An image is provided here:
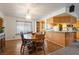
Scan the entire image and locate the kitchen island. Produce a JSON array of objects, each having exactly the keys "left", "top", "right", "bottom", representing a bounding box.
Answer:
[{"left": 45, "top": 30, "right": 76, "bottom": 47}]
